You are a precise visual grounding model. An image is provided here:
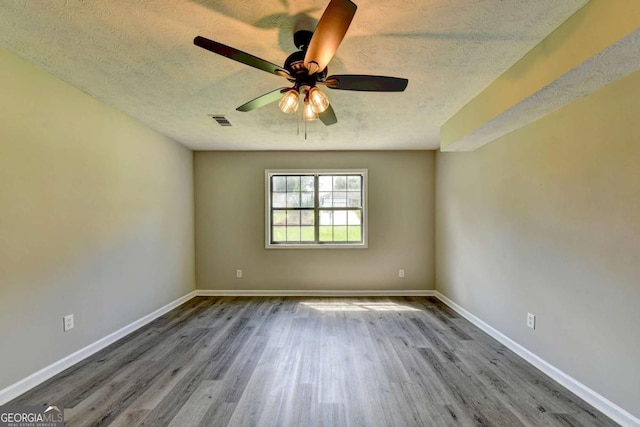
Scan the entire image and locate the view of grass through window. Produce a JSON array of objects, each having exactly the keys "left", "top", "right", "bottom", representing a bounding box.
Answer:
[{"left": 268, "top": 172, "right": 365, "bottom": 246}]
